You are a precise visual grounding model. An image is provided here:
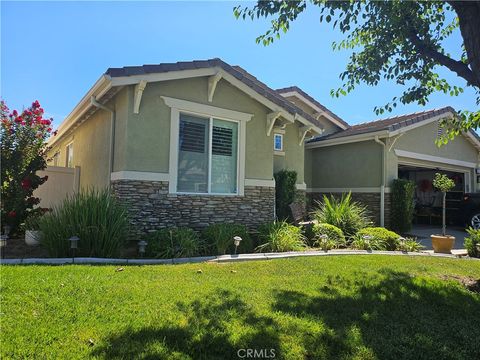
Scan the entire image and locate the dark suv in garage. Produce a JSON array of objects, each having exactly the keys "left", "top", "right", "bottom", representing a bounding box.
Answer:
[{"left": 461, "top": 193, "right": 480, "bottom": 229}]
